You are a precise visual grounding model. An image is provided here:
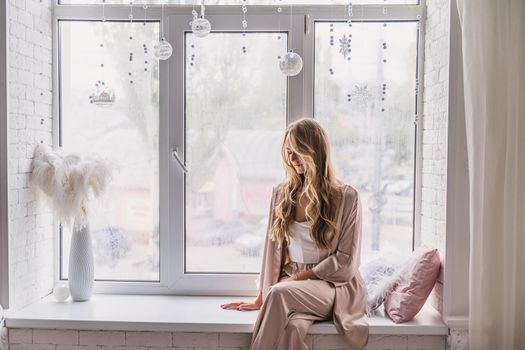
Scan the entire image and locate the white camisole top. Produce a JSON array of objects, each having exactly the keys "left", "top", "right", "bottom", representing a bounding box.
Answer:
[{"left": 287, "top": 220, "right": 329, "bottom": 264}]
